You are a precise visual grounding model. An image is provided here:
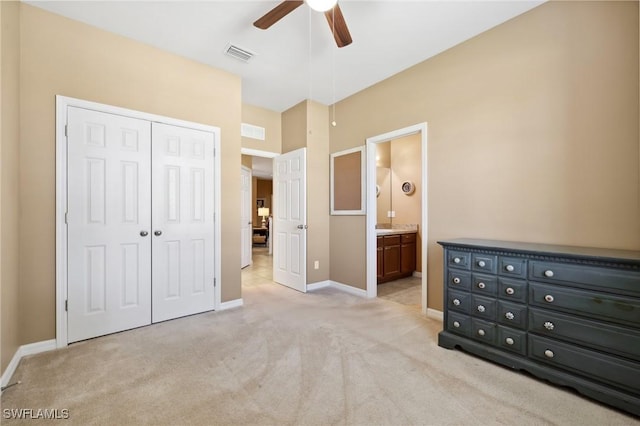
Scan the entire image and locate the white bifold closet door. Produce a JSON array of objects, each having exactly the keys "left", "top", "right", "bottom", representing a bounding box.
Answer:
[{"left": 67, "top": 107, "right": 215, "bottom": 343}]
